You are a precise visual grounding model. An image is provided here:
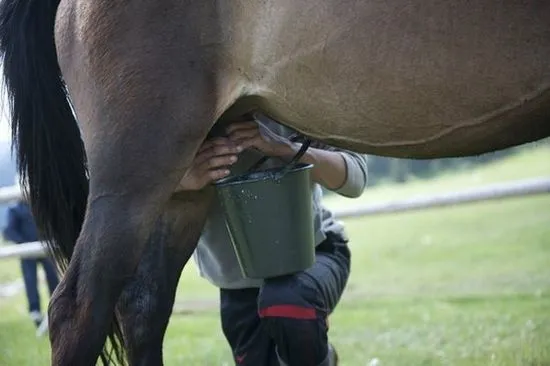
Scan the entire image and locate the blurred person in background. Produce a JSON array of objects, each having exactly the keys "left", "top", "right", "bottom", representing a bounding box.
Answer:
[{"left": 2, "top": 197, "right": 60, "bottom": 329}]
